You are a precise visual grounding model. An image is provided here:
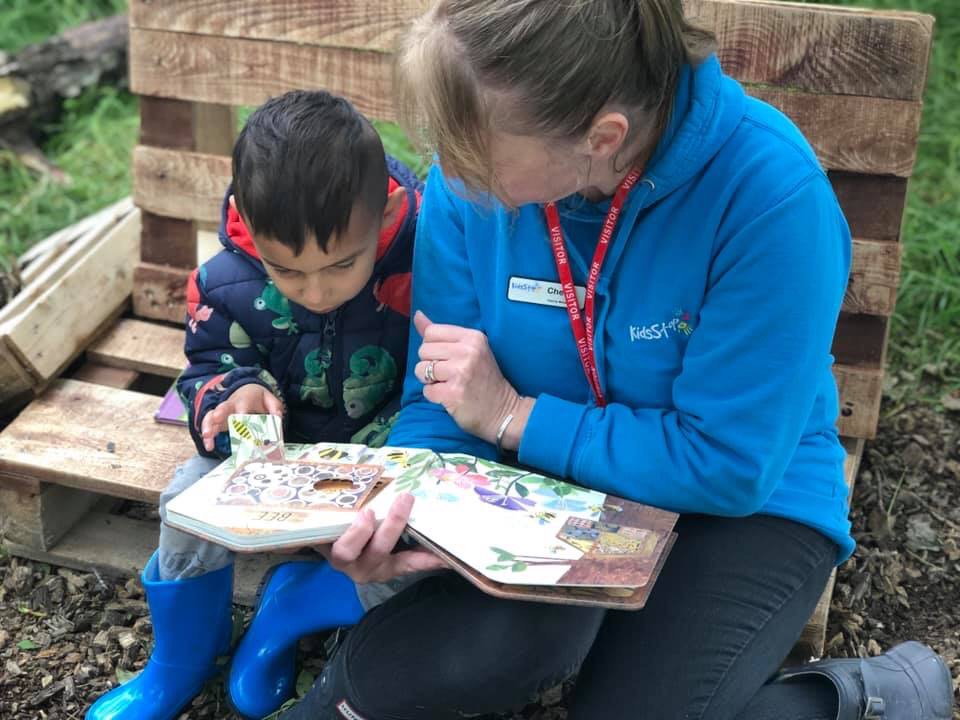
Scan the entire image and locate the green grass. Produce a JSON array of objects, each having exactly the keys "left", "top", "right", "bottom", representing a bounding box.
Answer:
[{"left": 0, "top": 0, "right": 957, "bottom": 397}]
